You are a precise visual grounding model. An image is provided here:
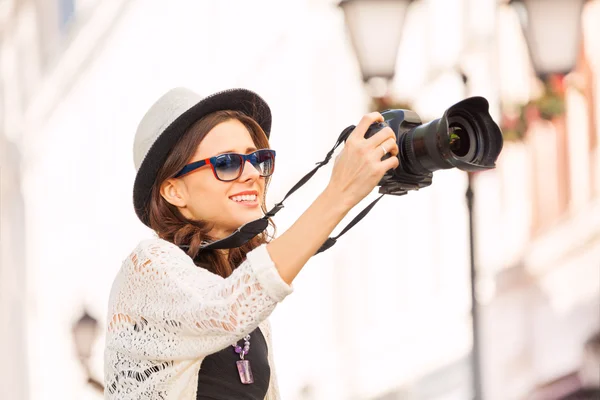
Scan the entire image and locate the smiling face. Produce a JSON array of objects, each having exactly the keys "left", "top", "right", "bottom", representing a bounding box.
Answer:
[{"left": 159, "top": 118, "right": 270, "bottom": 239}]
